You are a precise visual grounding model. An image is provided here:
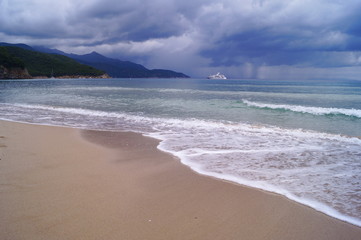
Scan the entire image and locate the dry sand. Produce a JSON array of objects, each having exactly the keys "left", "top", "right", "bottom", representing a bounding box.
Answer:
[{"left": 0, "top": 120, "right": 360, "bottom": 240}]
